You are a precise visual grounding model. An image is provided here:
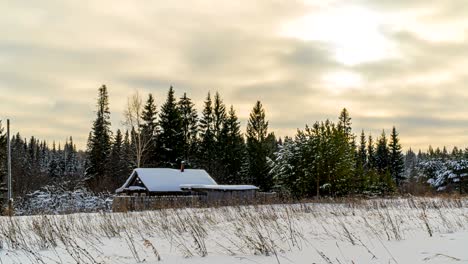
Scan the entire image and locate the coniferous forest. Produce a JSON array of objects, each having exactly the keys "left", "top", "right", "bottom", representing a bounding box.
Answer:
[{"left": 0, "top": 85, "right": 467, "bottom": 203}]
